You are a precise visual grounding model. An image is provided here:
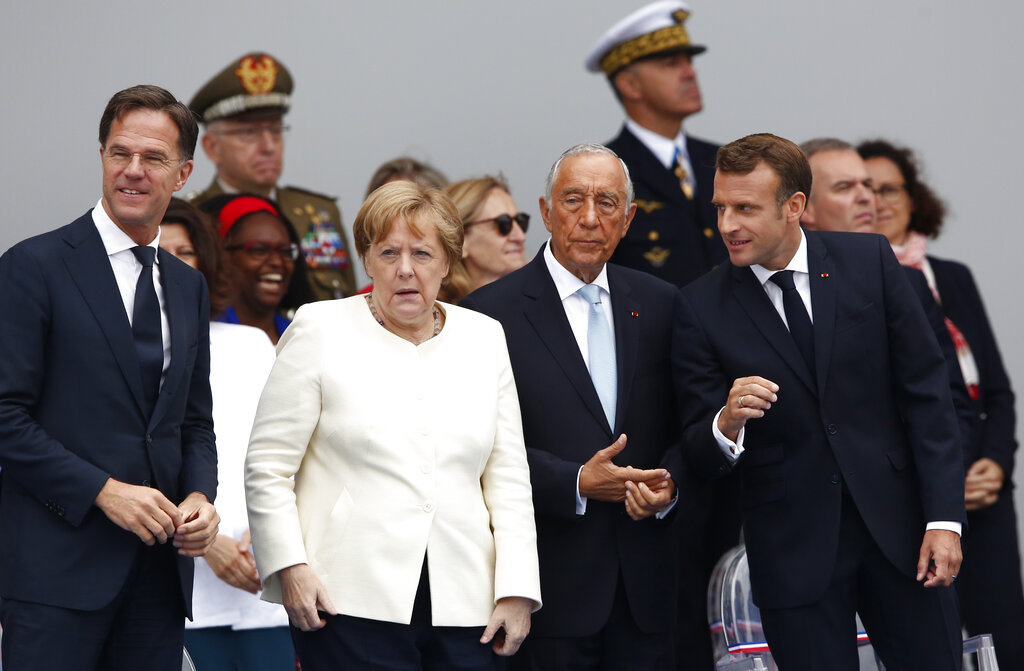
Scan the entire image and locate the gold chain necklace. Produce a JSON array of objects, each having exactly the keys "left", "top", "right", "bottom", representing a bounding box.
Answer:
[{"left": 365, "top": 294, "right": 441, "bottom": 342}]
